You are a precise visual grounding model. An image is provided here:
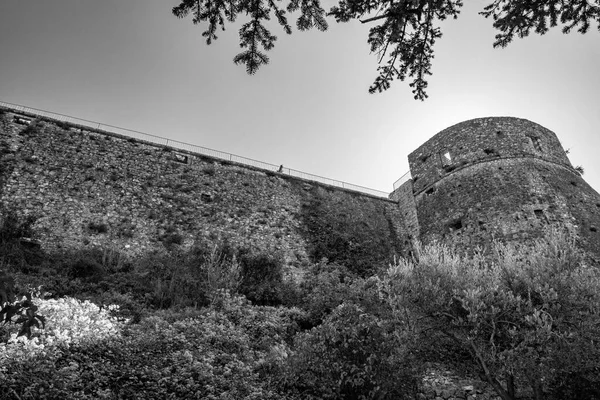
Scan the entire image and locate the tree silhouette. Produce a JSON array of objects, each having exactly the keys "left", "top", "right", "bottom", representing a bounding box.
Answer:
[{"left": 173, "top": 0, "right": 600, "bottom": 99}]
